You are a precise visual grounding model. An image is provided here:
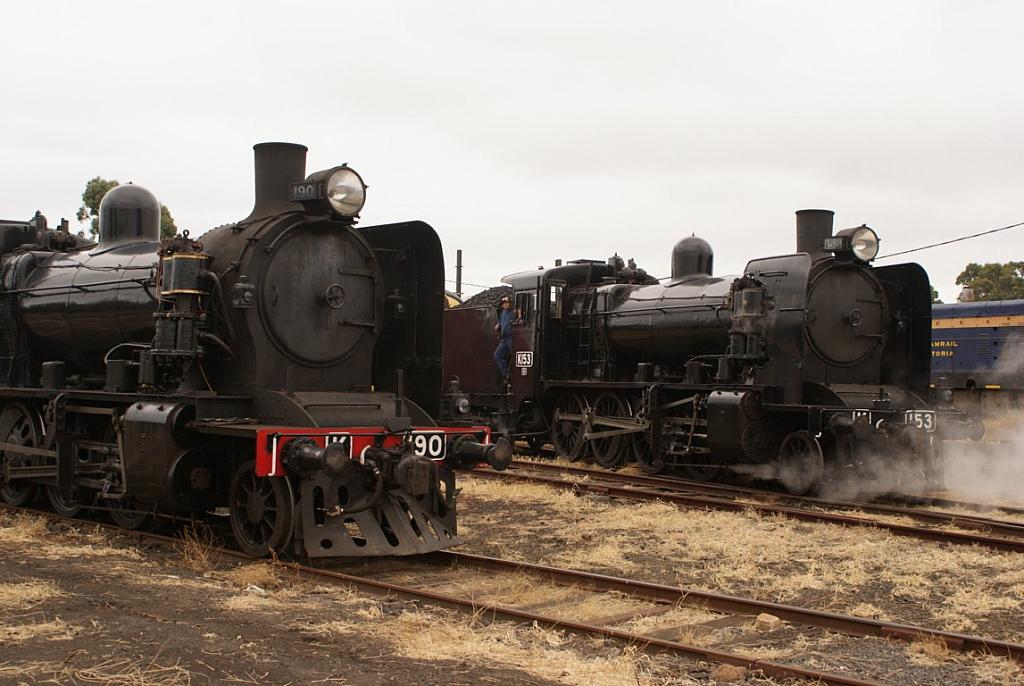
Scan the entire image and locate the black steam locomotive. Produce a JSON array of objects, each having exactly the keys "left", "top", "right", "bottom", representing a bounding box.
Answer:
[
  {"left": 0, "top": 142, "right": 508, "bottom": 557},
  {"left": 442, "top": 210, "right": 977, "bottom": 493}
]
